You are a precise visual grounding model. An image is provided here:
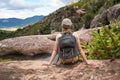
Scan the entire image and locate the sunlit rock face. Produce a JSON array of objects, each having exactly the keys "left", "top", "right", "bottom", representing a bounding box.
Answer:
[{"left": 0, "top": 35, "right": 54, "bottom": 56}]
